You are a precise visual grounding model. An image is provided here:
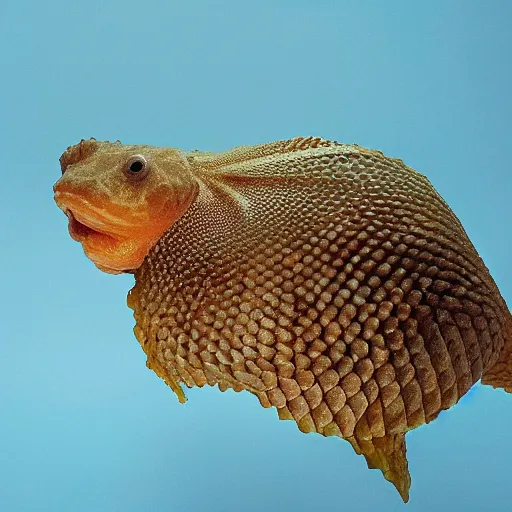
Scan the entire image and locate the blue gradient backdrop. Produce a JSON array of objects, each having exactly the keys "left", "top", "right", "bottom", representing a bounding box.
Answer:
[{"left": 1, "top": 1, "right": 511, "bottom": 511}]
